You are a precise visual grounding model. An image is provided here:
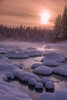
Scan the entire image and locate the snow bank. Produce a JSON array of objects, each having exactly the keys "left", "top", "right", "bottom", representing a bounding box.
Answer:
[
  {"left": 0, "top": 82, "right": 32, "bottom": 100},
  {"left": 38, "top": 89, "right": 67, "bottom": 100},
  {"left": 33, "top": 66, "right": 53, "bottom": 75},
  {"left": 0, "top": 54, "right": 33, "bottom": 100}
]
